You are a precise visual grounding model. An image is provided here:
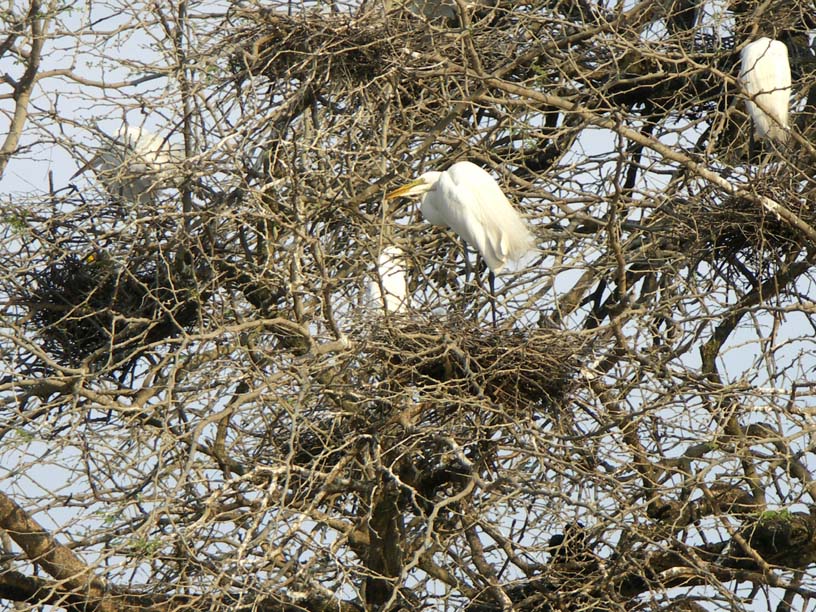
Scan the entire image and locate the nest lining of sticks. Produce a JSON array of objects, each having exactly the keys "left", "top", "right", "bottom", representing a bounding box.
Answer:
[
  {"left": 369, "top": 316, "right": 587, "bottom": 416},
  {"left": 17, "top": 252, "right": 203, "bottom": 369},
  {"left": 673, "top": 185, "right": 816, "bottom": 282},
  {"left": 226, "top": 8, "right": 407, "bottom": 85},
  {"left": 223, "top": 5, "right": 522, "bottom": 88}
]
